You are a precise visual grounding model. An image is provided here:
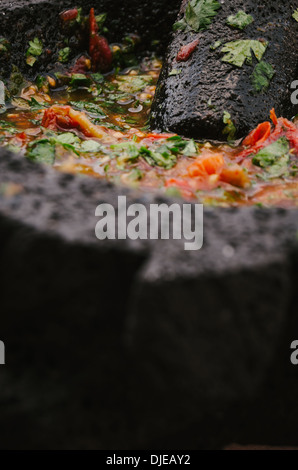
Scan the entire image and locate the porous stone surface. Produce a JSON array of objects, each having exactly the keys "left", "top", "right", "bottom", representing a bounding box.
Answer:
[
  {"left": 0, "top": 0, "right": 181, "bottom": 77},
  {"left": 151, "top": 0, "right": 298, "bottom": 140},
  {"left": 0, "top": 0, "right": 298, "bottom": 450}
]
